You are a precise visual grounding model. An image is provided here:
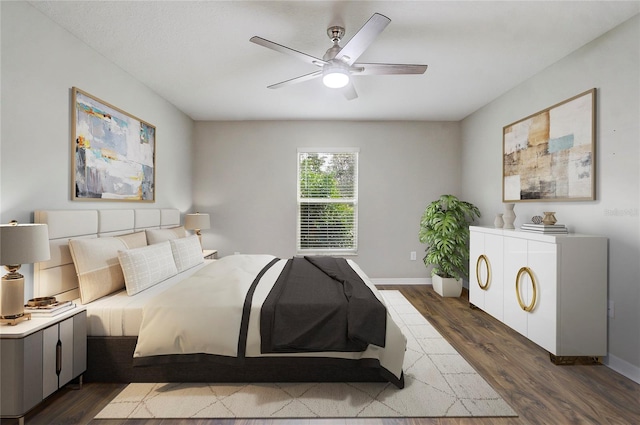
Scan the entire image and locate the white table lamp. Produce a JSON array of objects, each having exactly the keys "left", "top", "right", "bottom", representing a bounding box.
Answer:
[
  {"left": 184, "top": 212, "right": 210, "bottom": 249},
  {"left": 0, "top": 222, "right": 51, "bottom": 320}
]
